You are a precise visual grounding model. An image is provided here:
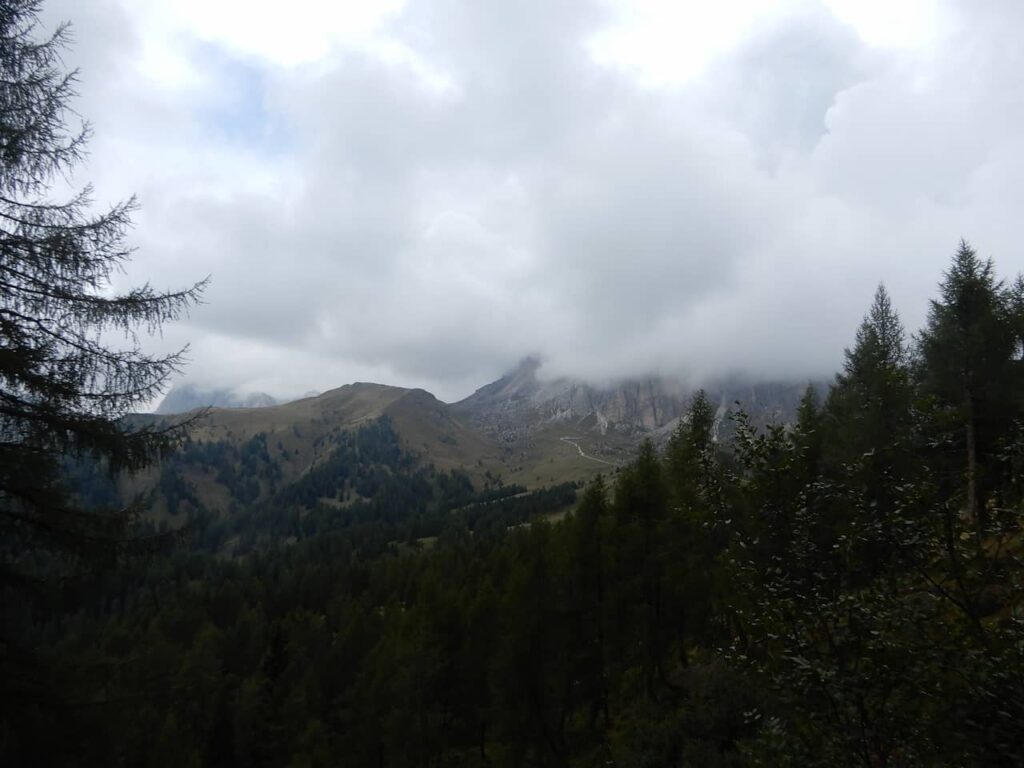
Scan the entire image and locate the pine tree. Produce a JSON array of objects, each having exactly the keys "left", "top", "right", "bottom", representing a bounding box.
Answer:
[
  {"left": 0, "top": 0, "right": 203, "bottom": 576},
  {"left": 569, "top": 476, "right": 610, "bottom": 731},
  {"left": 827, "top": 283, "right": 911, "bottom": 438},
  {"left": 821, "top": 285, "right": 915, "bottom": 576},
  {"left": 827, "top": 288, "right": 917, "bottom": 499},
  {"left": 792, "top": 384, "right": 822, "bottom": 483},
  {"left": 1, "top": 1, "right": 203, "bottom": 754},
  {"left": 917, "top": 240, "right": 1020, "bottom": 527},
  {"left": 848, "top": 284, "right": 906, "bottom": 377},
  {"left": 667, "top": 388, "right": 716, "bottom": 512}
]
